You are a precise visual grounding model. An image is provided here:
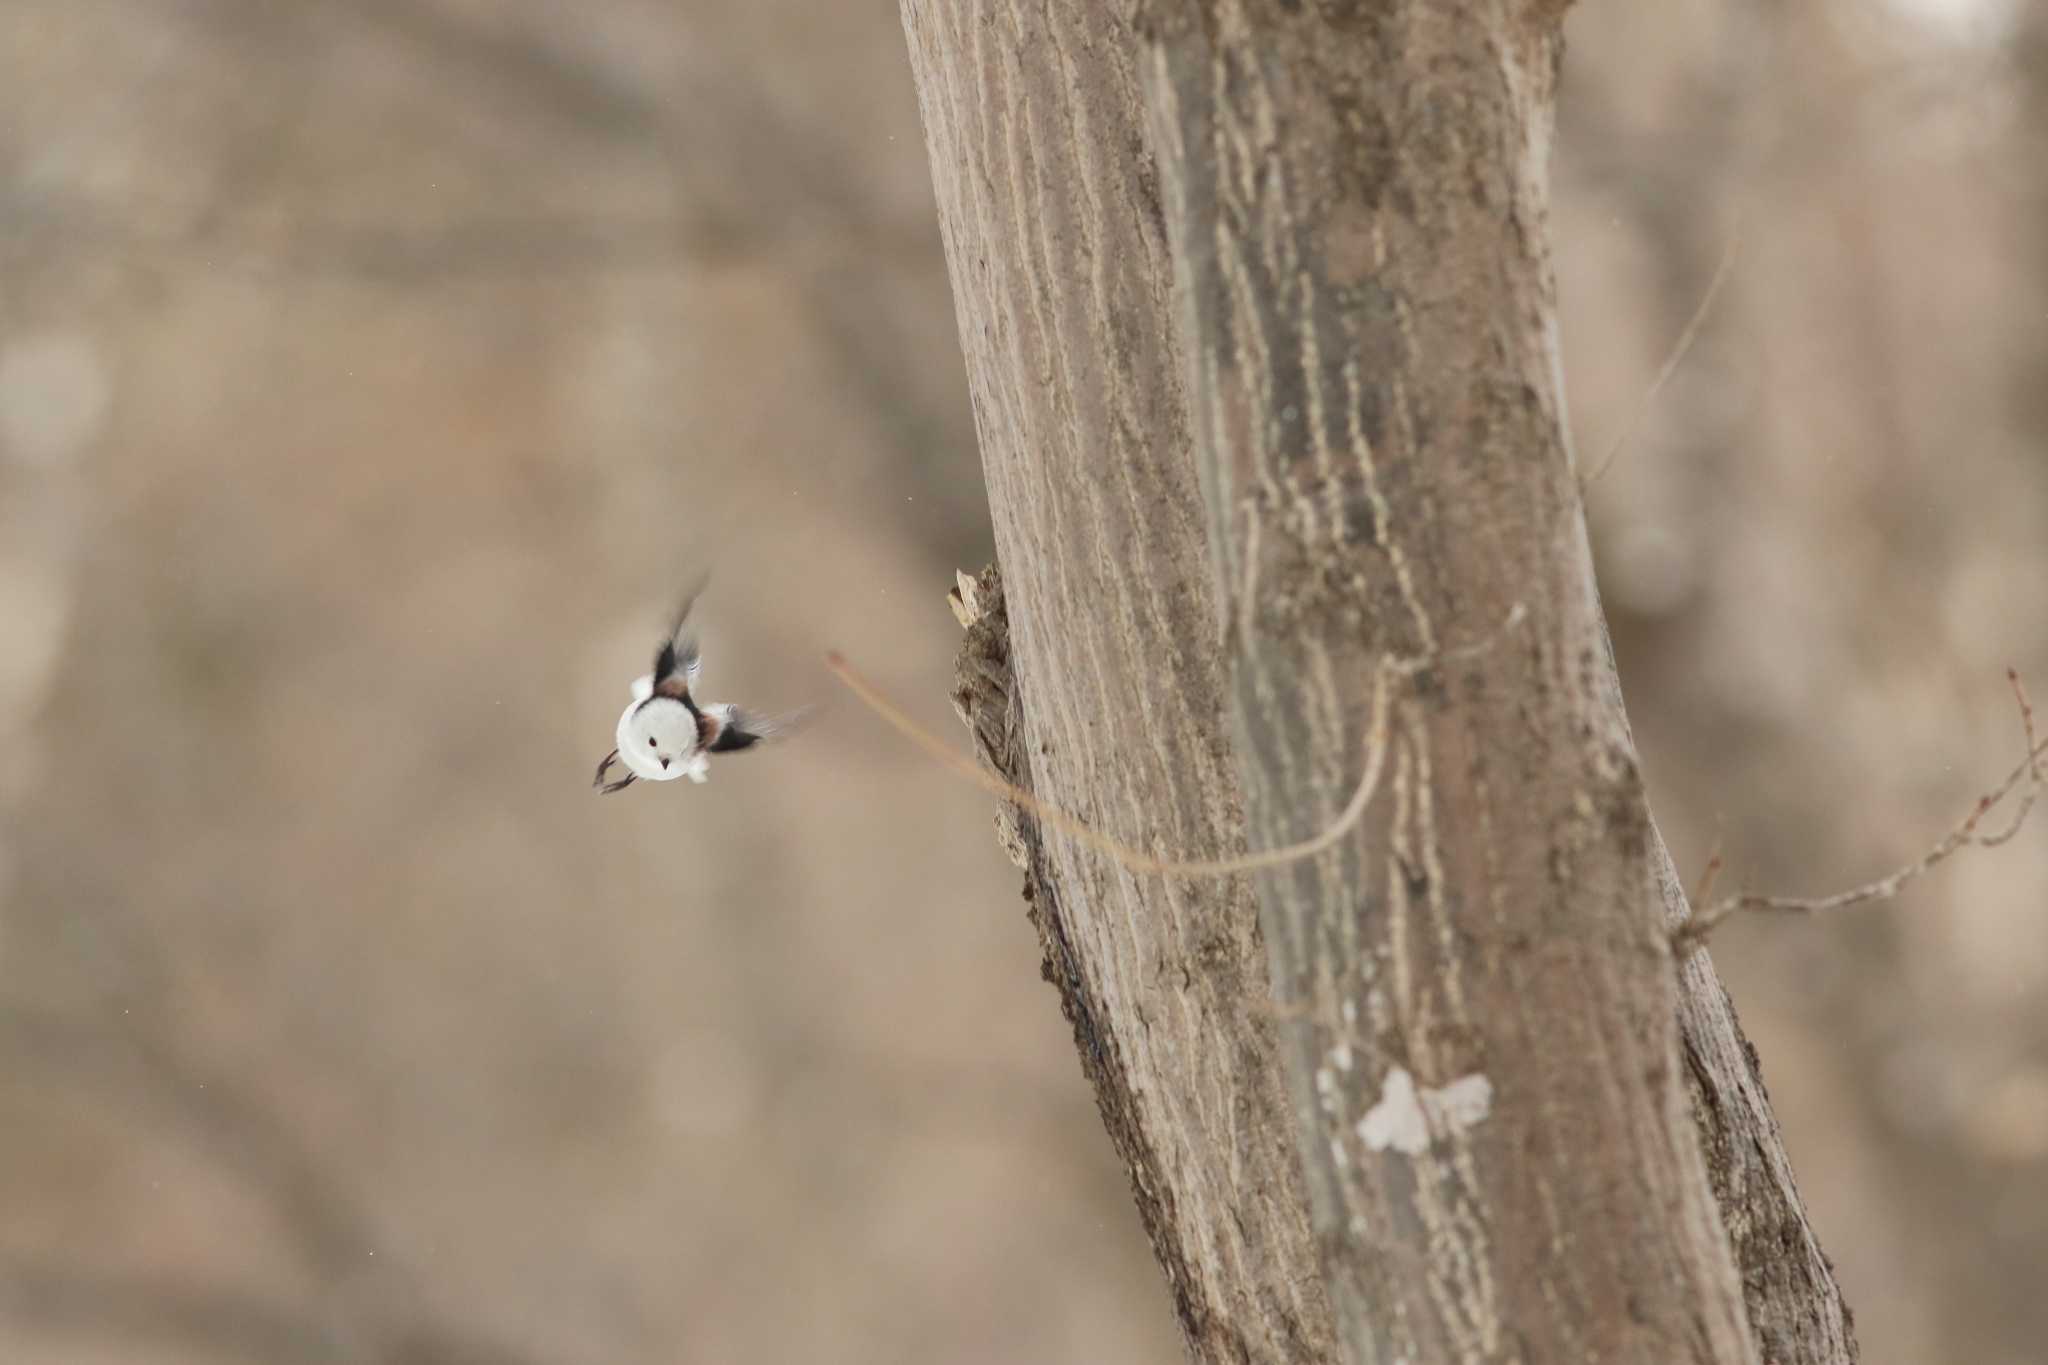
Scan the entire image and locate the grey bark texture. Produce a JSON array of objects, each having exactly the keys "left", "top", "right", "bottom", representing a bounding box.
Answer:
[{"left": 904, "top": 3, "right": 1857, "bottom": 1363}]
